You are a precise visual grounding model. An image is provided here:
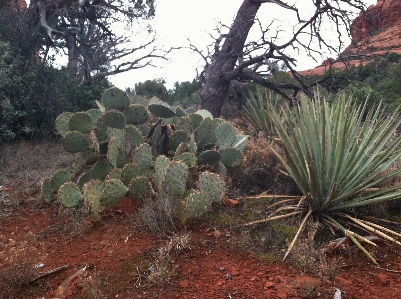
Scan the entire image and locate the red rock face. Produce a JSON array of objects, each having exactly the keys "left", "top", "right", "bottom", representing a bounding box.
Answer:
[{"left": 299, "top": 0, "right": 401, "bottom": 76}]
